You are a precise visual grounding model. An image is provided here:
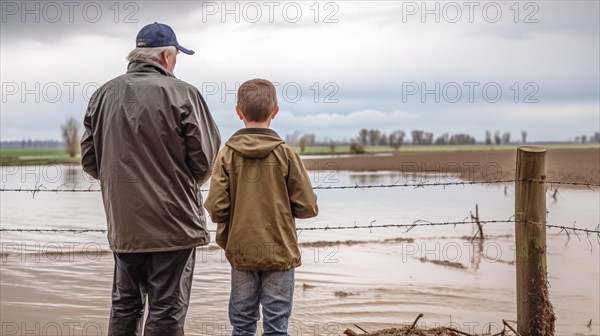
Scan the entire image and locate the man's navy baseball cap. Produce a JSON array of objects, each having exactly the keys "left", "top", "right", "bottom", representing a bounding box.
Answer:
[{"left": 136, "top": 22, "right": 194, "bottom": 55}]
